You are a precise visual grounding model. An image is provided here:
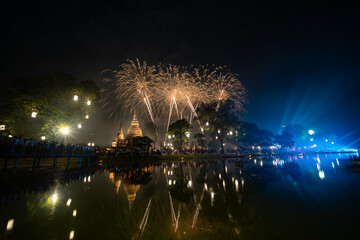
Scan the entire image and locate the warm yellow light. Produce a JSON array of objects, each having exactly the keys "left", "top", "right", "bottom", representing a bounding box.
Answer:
[
  {"left": 41, "top": 136, "right": 46, "bottom": 140},
  {"left": 66, "top": 198, "right": 72, "bottom": 206},
  {"left": 6, "top": 219, "right": 14, "bottom": 231},
  {"left": 73, "top": 95, "right": 78, "bottom": 101},
  {"left": 60, "top": 127, "right": 70, "bottom": 135},
  {"left": 77, "top": 123, "right": 82, "bottom": 128},
  {"left": 87, "top": 100, "right": 91, "bottom": 105},
  {"left": 69, "top": 230, "right": 75, "bottom": 240},
  {"left": 31, "top": 111, "right": 37, "bottom": 118},
  {"left": 85, "top": 115, "right": 89, "bottom": 119},
  {"left": 91, "top": 143, "right": 95, "bottom": 146},
  {"left": 73, "top": 209, "right": 77, "bottom": 217},
  {"left": 52, "top": 194, "right": 58, "bottom": 203}
]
